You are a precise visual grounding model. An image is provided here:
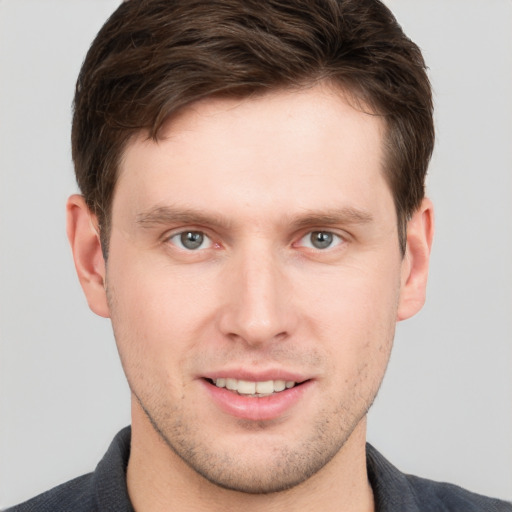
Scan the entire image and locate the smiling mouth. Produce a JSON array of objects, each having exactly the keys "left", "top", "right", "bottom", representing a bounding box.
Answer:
[{"left": 205, "top": 378, "right": 303, "bottom": 397}]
